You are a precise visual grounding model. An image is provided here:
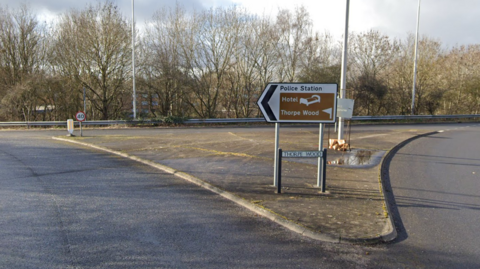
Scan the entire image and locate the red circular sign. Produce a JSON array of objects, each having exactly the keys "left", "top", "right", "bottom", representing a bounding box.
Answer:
[{"left": 75, "top": 111, "right": 86, "bottom": 122}]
